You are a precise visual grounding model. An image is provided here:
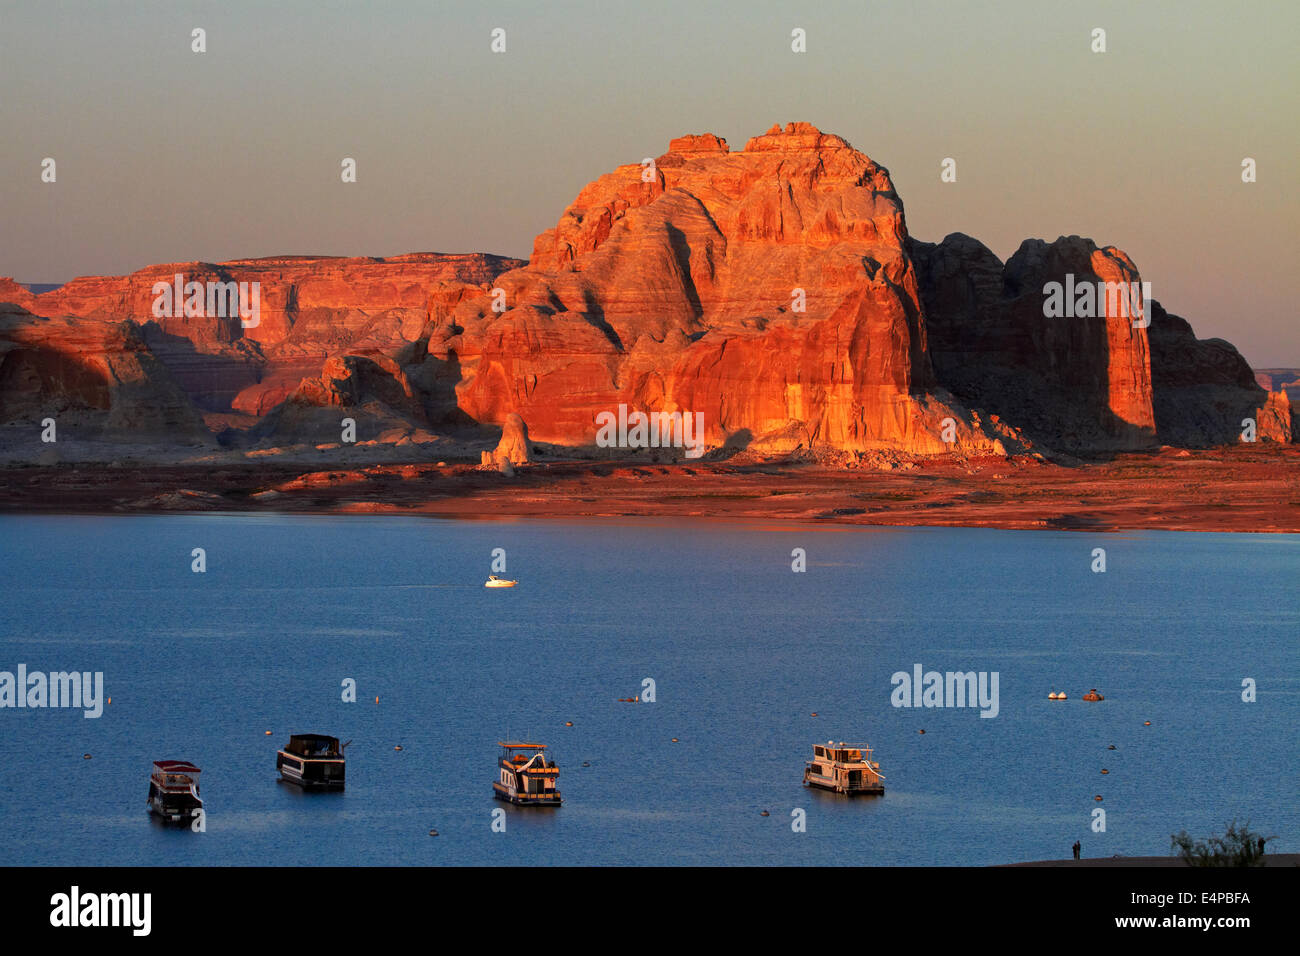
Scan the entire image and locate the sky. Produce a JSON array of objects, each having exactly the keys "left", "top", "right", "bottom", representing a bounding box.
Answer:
[{"left": 1, "top": 0, "right": 1296, "bottom": 365}]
